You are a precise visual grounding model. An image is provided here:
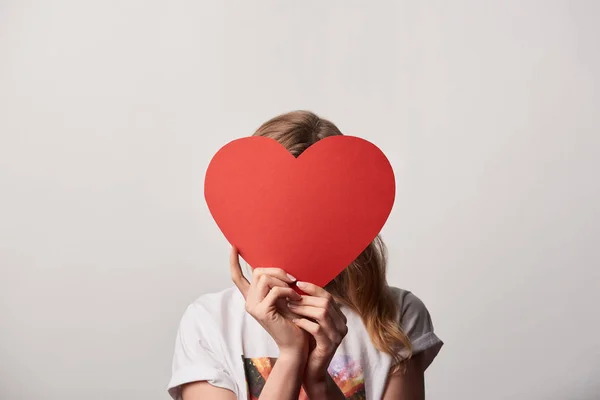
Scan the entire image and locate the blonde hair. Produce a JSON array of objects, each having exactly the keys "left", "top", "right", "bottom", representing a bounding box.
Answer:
[{"left": 252, "top": 110, "right": 412, "bottom": 372}]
